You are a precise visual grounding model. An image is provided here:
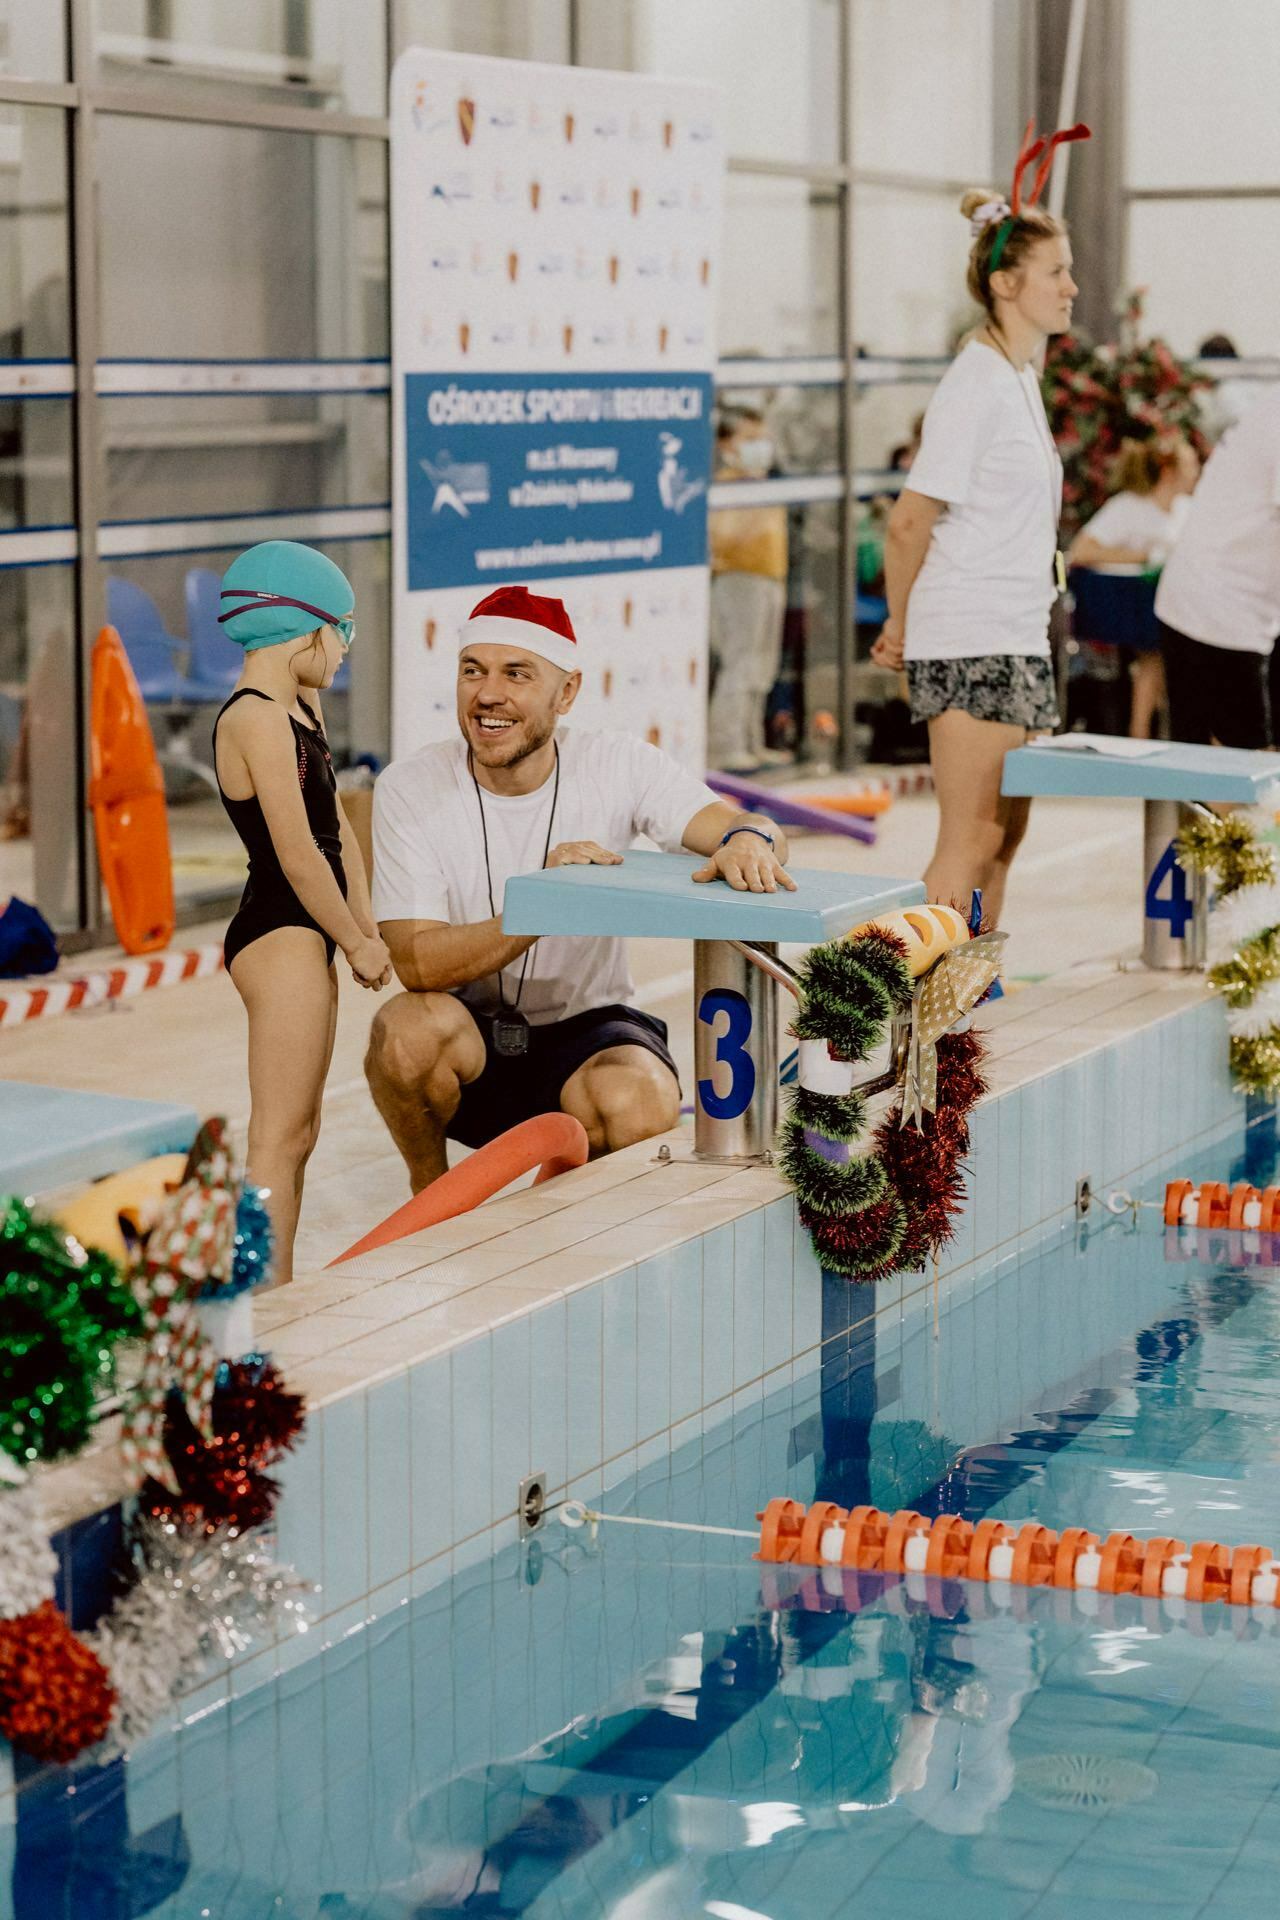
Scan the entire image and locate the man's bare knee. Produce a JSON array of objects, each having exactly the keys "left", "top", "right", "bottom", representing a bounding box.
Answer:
[
  {"left": 365, "top": 992, "right": 483, "bottom": 1097},
  {"left": 568, "top": 1053, "right": 680, "bottom": 1155}
]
